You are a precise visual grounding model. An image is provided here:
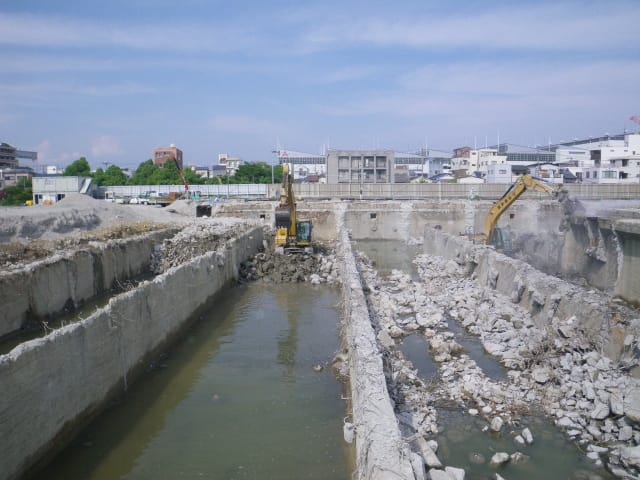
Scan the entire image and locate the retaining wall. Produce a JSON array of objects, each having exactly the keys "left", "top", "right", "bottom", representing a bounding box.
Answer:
[
  {"left": 336, "top": 215, "right": 416, "bottom": 480},
  {"left": 0, "top": 229, "right": 179, "bottom": 340},
  {"left": 0, "top": 226, "right": 264, "bottom": 480}
]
